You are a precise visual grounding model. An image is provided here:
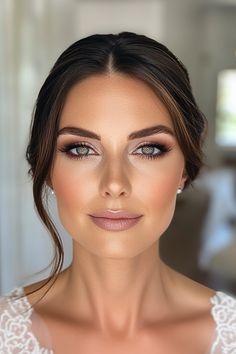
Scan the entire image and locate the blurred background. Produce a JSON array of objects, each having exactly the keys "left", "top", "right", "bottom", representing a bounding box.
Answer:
[{"left": 0, "top": 0, "right": 236, "bottom": 295}]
